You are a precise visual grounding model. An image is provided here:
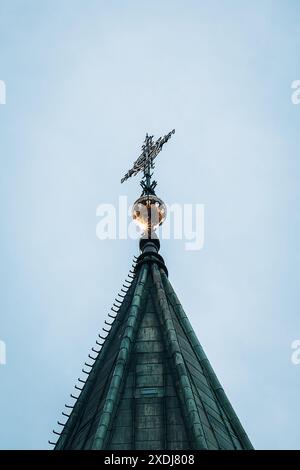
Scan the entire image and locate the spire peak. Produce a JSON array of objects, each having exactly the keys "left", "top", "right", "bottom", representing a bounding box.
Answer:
[
  {"left": 51, "top": 130, "right": 253, "bottom": 451},
  {"left": 121, "top": 130, "right": 174, "bottom": 247},
  {"left": 120, "top": 129, "right": 175, "bottom": 194}
]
